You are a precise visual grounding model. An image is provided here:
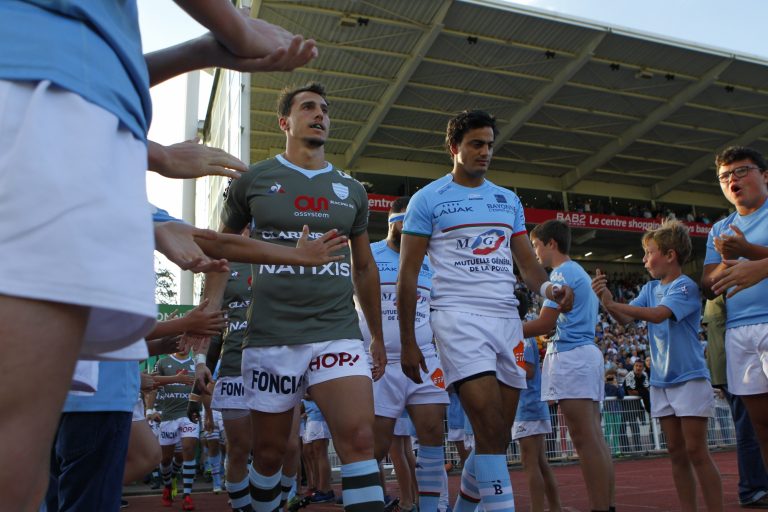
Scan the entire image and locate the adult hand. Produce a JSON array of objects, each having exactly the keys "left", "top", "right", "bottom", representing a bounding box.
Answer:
[
  {"left": 154, "top": 221, "right": 230, "bottom": 273},
  {"left": 200, "top": 29, "right": 318, "bottom": 73},
  {"left": 194, "top": 363, "right": 214, "bottom": 396},
  {"left": 369, "top": 338, "right": 387, "bottom": 382},
  {"left": 712, "top": 258, "right": 768, "bottom": 297},
  {"left": 551, "top": 284, "right": 574, "bottom": 313},
  {"left": 400, "top": 340, "right": 426, "bottom": 384},
  {"left": 295, "top": 226, "right": 348, "bottom": 266},
  {"left": 713, "top": 225, "right": 750, "bottom": 260},
  {"left": 156, "top": 138, "right": 247, "bottom": 180}
]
